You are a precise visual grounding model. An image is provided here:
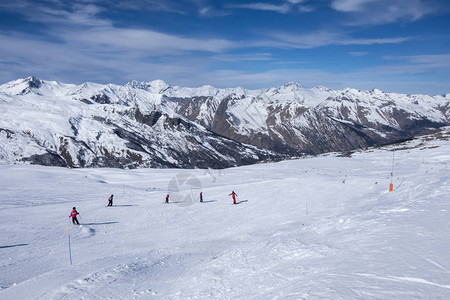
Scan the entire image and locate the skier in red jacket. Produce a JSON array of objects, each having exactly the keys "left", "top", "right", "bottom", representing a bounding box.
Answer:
[
  {"left": 229, "top": 191, "right": 238, "bottom": 204},
  {"left": 69, "top": 207, "right": 80, "bottom": 225},
  {"left": 107, "top": 194, "right": 114, "bottom": 206},
  {"left": 165, "top": 194, "right": 169, "bottom": 204}
]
